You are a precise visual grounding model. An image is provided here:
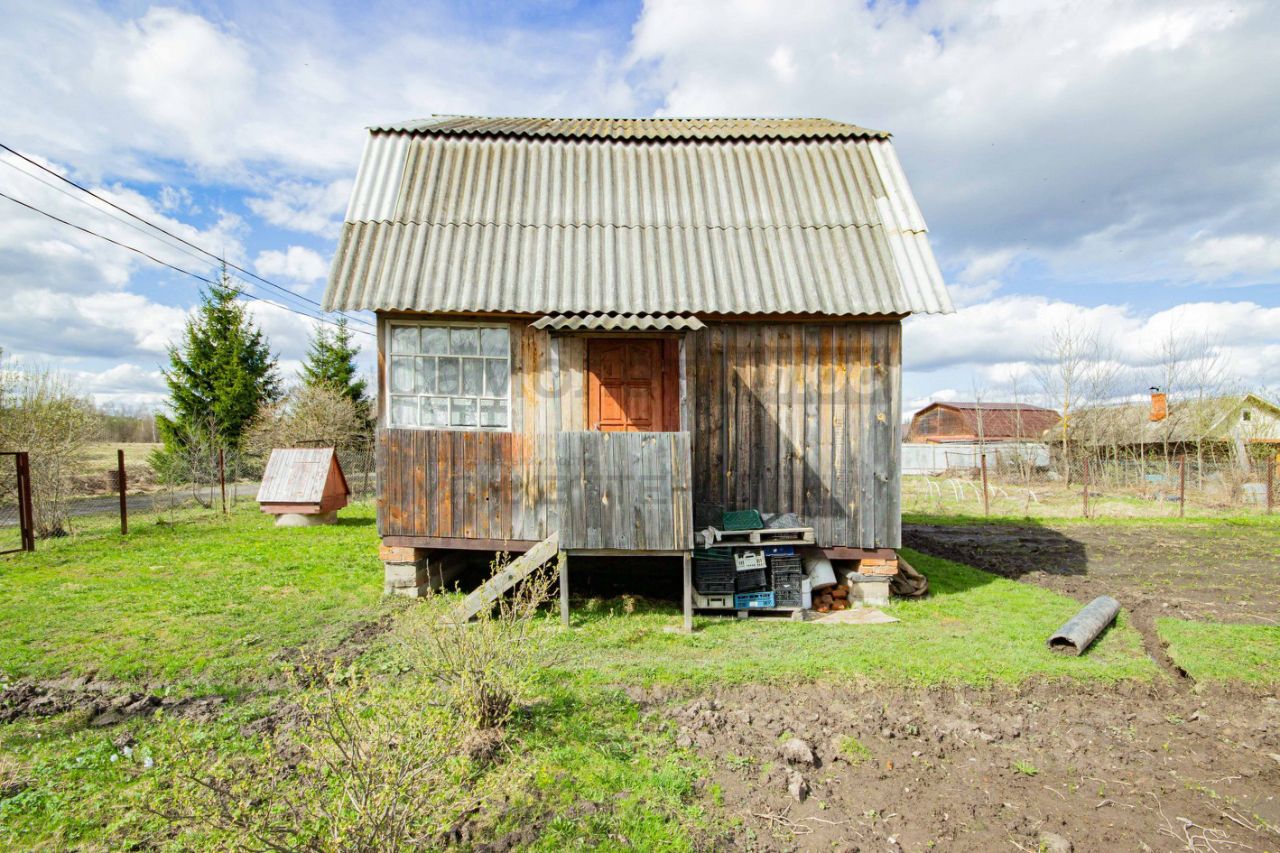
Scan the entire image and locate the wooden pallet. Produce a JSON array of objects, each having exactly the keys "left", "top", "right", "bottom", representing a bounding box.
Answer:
[{"left": 698, "top": 526, "right": 815, "bottom": 548}]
